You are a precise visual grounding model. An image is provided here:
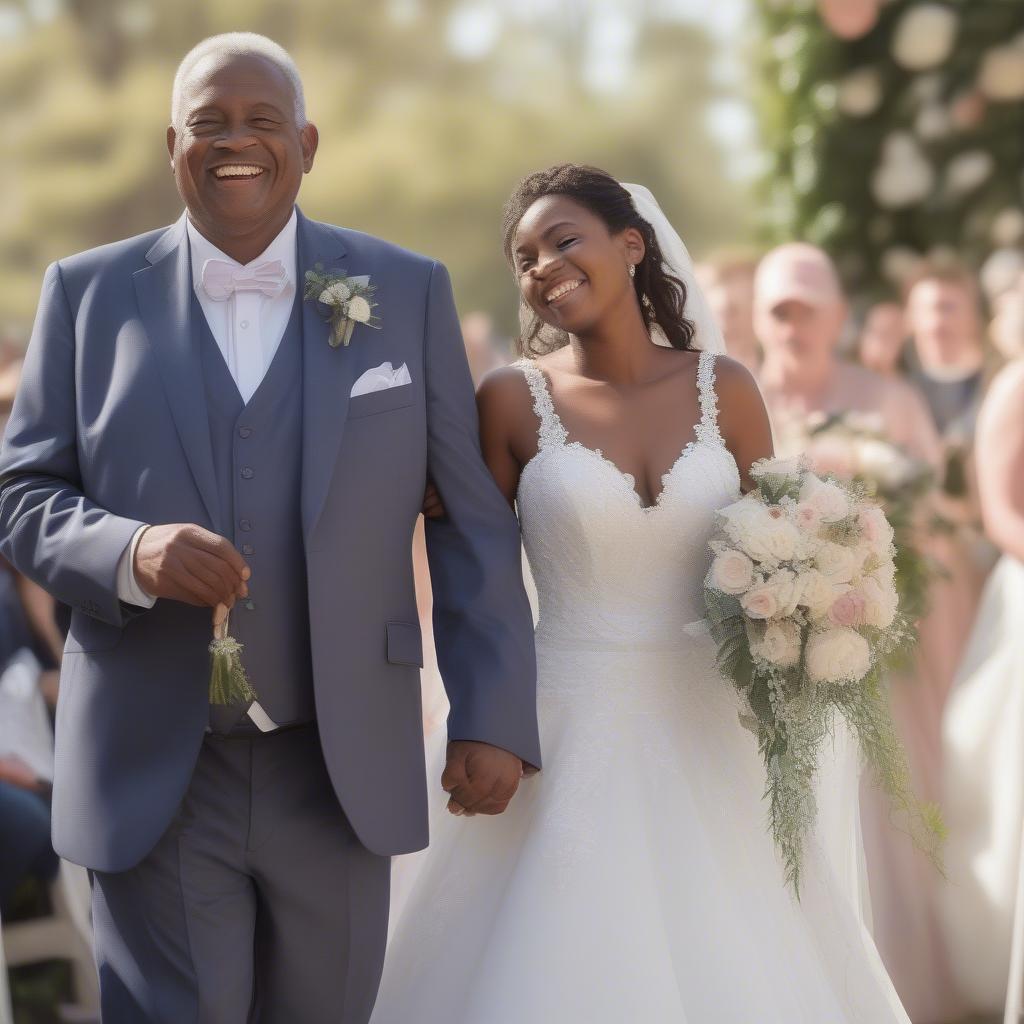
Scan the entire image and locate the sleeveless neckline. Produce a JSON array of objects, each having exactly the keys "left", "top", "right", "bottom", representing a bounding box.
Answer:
[{"left": 515, "top": 350, "right": 730, "bottom": 513}]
